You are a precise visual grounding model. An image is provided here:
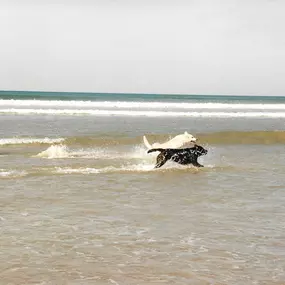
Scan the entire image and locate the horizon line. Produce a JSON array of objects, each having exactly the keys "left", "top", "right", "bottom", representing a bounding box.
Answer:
[{"left": 0, "top": 89, "right": 285, "bottom": 98}]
